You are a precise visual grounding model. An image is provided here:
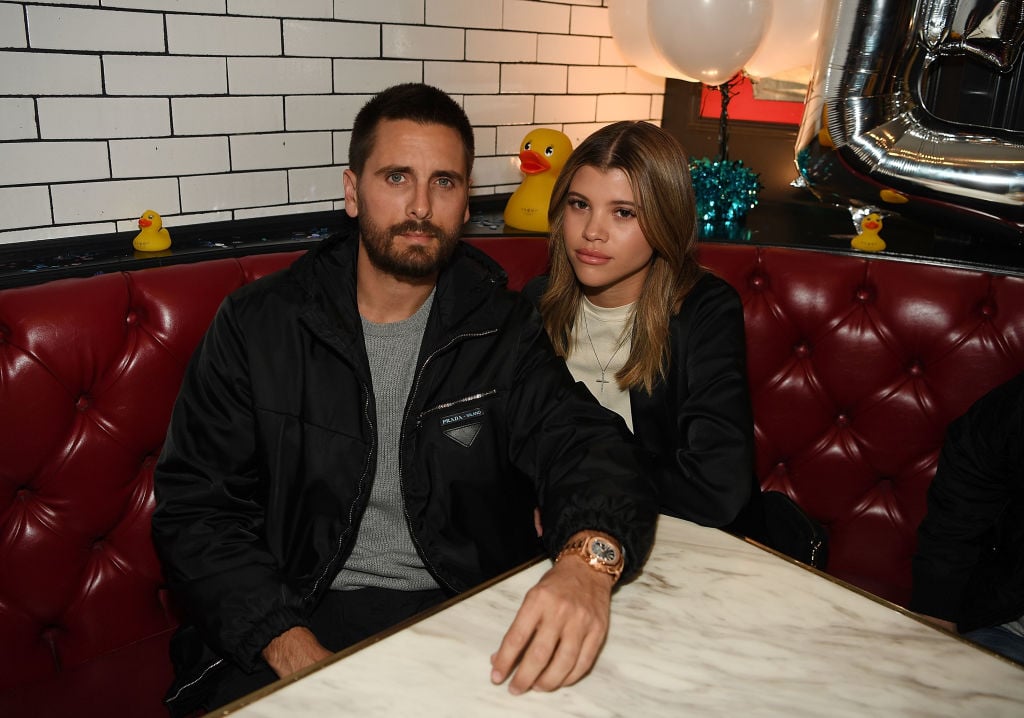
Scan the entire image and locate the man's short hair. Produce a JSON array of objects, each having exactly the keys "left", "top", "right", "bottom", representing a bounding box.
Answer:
[{"left": 348, "top": 83, "right": 475, "bottom": 177}]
